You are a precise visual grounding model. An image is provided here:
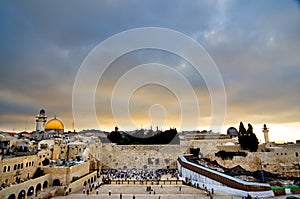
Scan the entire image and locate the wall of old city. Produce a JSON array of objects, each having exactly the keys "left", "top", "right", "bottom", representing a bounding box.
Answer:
[
  {"left": 207, "top": 143, "right": 300, "bottom": 177},
  {"left": 189, "top": 139, "right": 235, "bottom": 156},
  {"left": 99, "top": 144, "right": 189, "bottom": 169}
]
